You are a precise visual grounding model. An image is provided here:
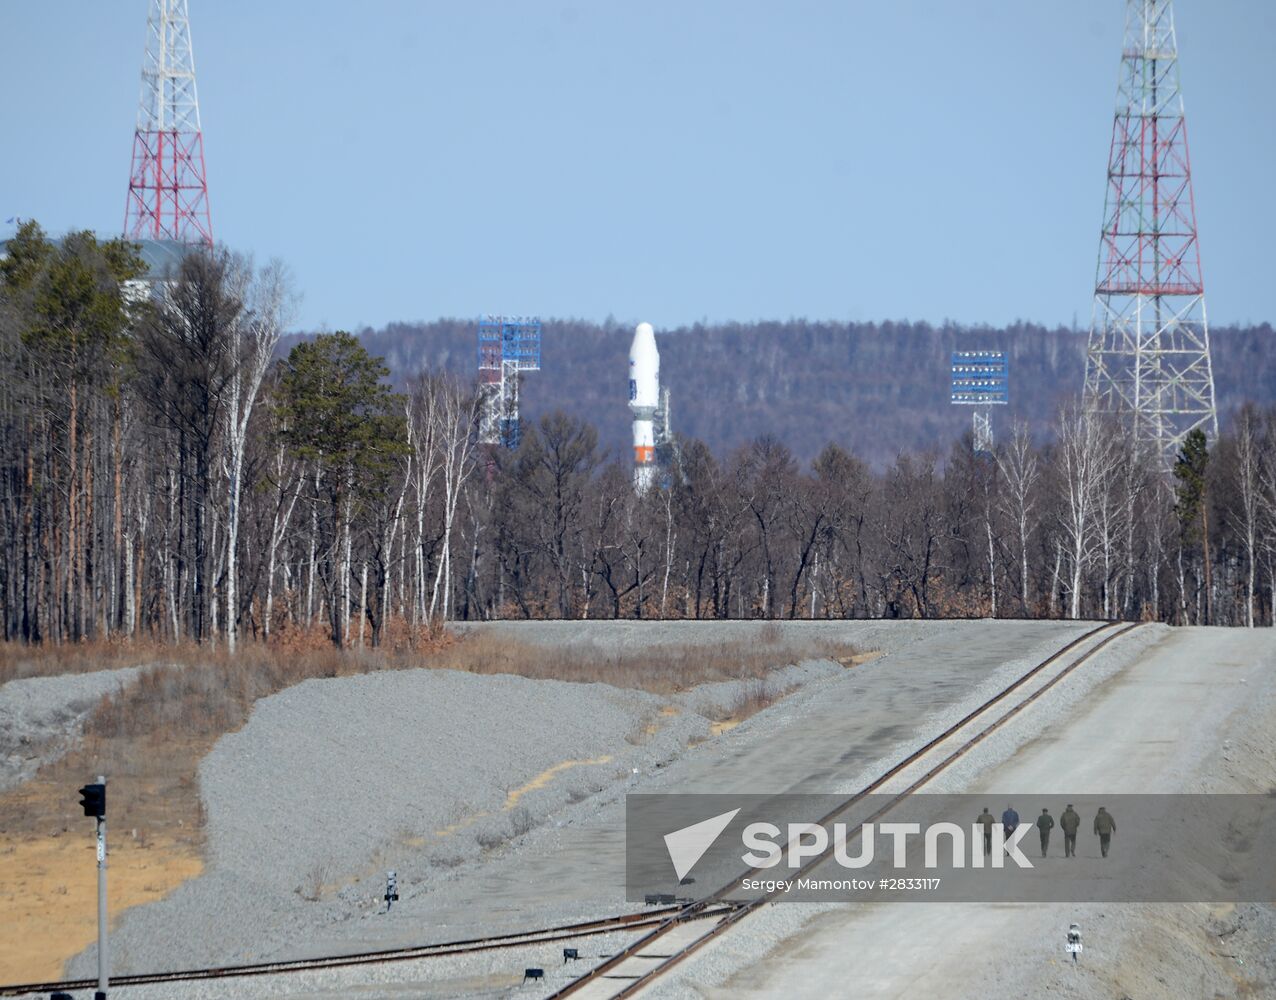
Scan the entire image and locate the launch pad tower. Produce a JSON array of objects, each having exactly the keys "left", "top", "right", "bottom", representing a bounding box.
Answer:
[{"left": 478, "top": 316, "right": 541, "bottom": 450}]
